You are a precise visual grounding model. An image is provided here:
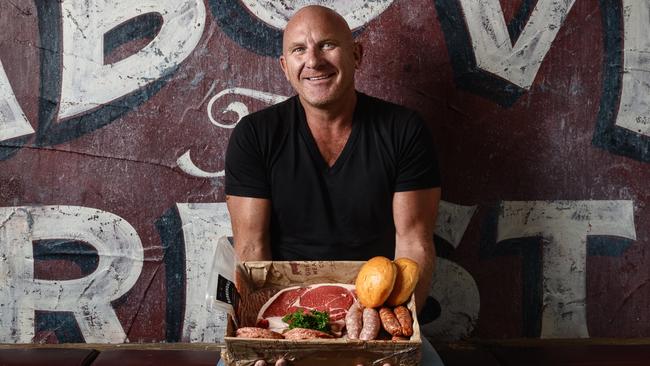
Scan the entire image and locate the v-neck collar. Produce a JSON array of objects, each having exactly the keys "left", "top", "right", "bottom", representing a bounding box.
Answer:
[{"left": 297, "top": 93, "right": 363, "bottom": 175}]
